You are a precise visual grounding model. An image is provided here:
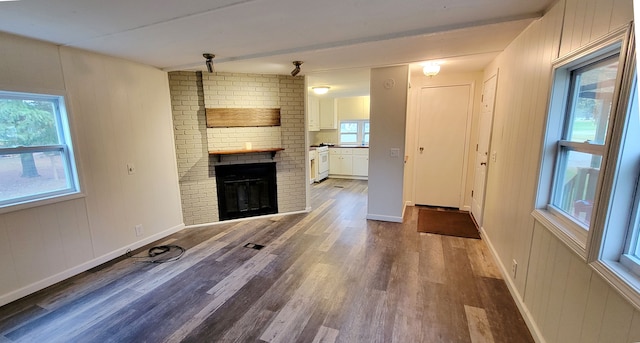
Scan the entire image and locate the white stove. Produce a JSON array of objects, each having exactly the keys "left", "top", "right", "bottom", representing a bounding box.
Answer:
[{"left": 316, "top": 146, "right": 329, "bottom": 181}]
